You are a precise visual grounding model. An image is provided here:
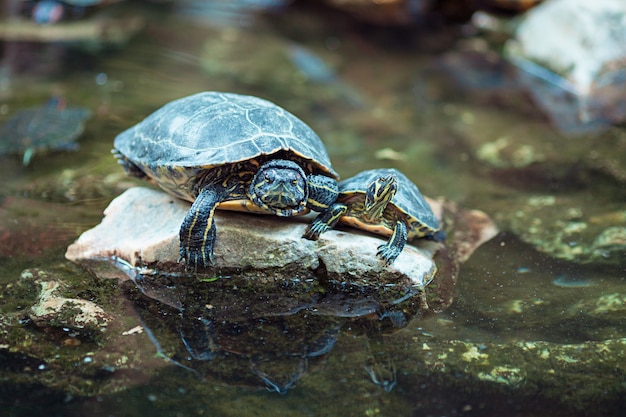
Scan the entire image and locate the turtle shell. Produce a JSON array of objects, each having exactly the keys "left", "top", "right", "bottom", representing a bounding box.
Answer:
[
  {"left": 114, "top": 92, "right": 337, "bottom": 201},
  {"left": 0, "top": 103, "right": 91, "bottom": 165},
  {"left": 338, "top": 168, "right": 439, "bottom": 238}
]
